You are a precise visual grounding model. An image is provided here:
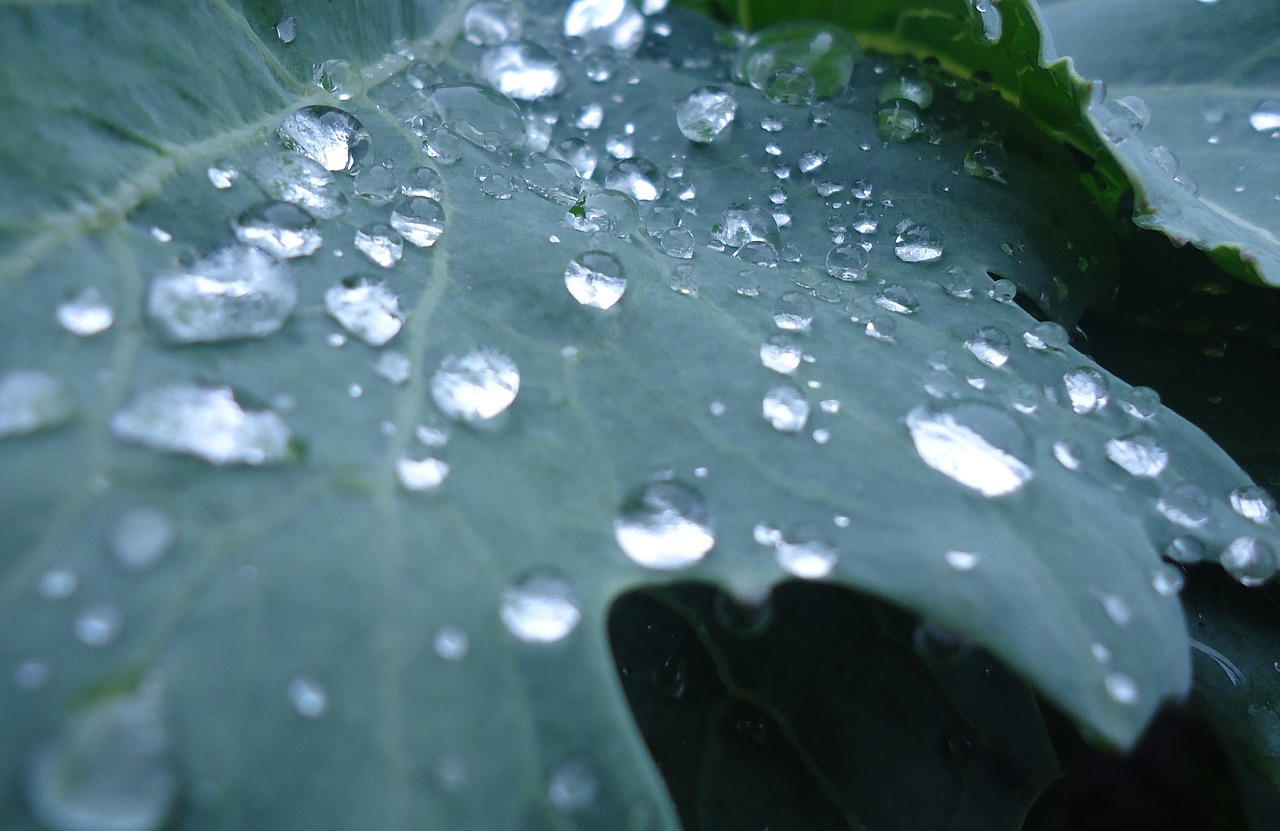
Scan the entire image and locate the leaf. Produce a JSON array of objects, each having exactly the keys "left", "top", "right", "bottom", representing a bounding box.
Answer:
[{"left": 1, "top": 1, "right": 1278, "bottom": 829}]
